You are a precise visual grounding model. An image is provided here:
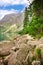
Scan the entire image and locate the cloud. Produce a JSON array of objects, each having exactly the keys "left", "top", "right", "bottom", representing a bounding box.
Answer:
[
  {"left": 0, "top": 0, "right": 28, "bottom": 6},
  {"left": 0, "top": 0, "right": 33, "bottom": 7},
  {"left": 0, "top": 9, "right": 19, "bottom": 20},
  {"left": 0, "top": 0, "right": 33, "bottom": 20}
]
